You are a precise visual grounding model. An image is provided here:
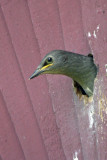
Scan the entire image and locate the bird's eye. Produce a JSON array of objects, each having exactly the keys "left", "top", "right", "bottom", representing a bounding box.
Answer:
[
  {"left": 47, "top": 57, "right": 52, "bottom": 62},
  {"left": 43, "top": 57, "right": 53, "bottom": 66}
]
